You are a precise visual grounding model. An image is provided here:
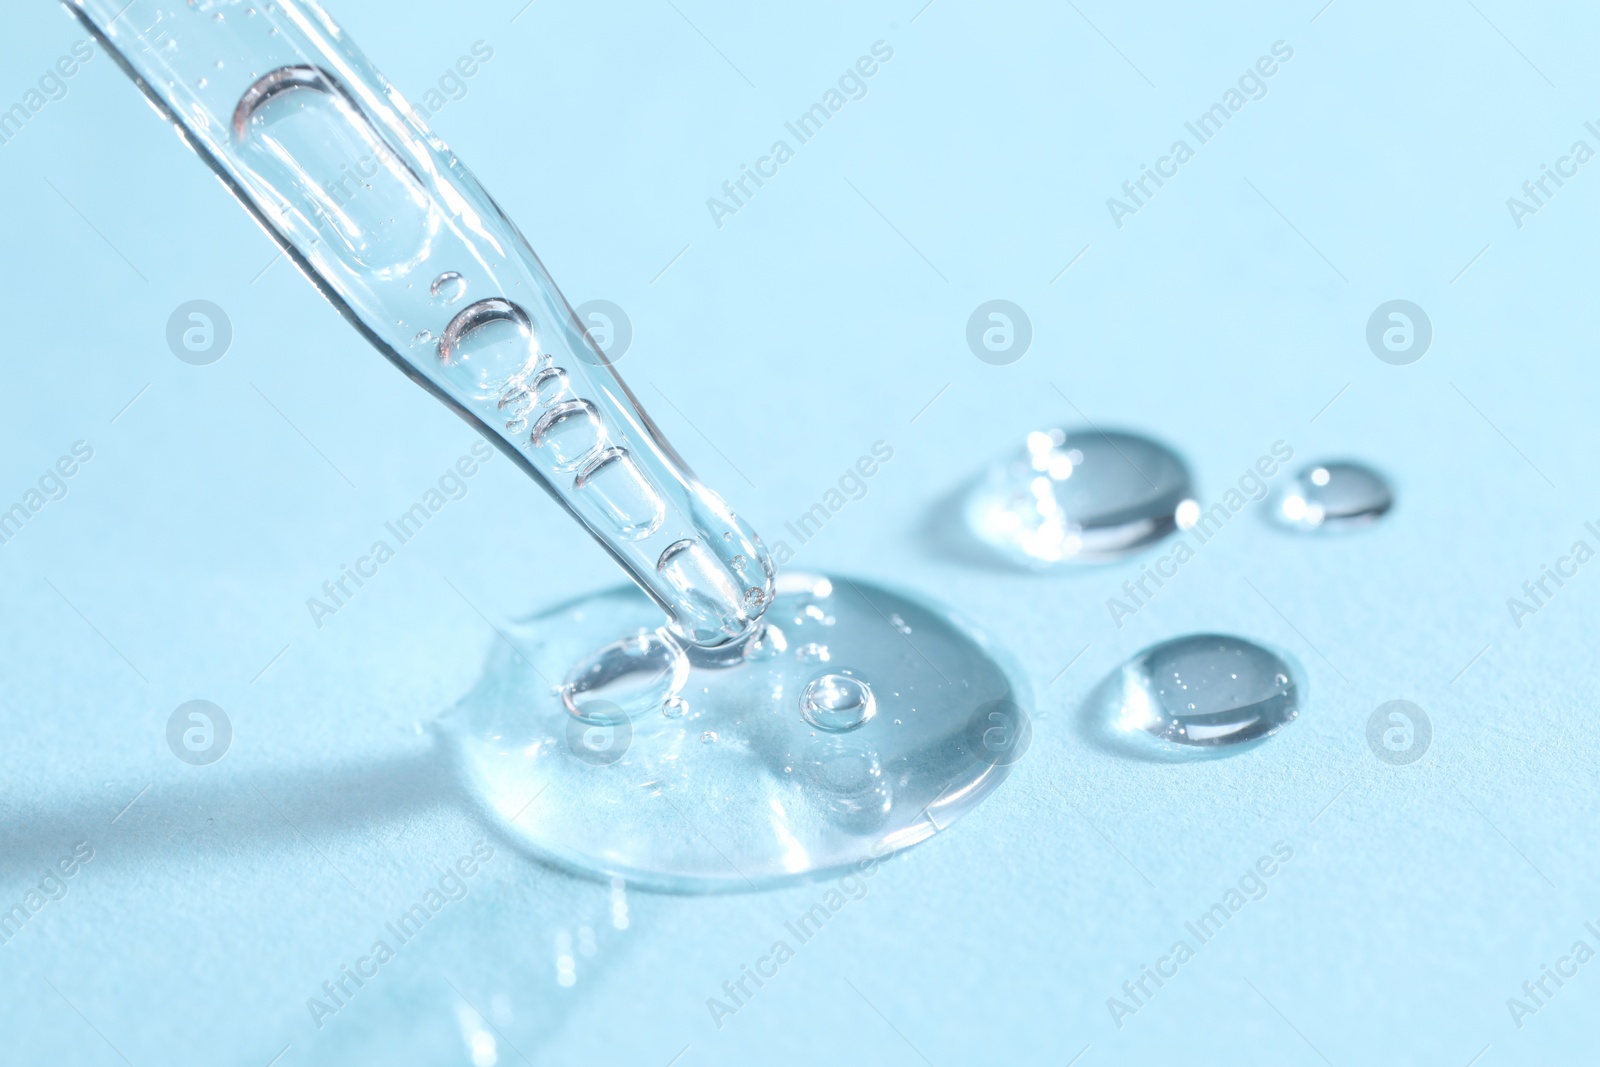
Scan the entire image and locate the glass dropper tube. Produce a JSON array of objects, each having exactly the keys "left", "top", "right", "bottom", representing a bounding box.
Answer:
[{"left": 69, "top": 0, "right": 772, "bottom": 649}]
